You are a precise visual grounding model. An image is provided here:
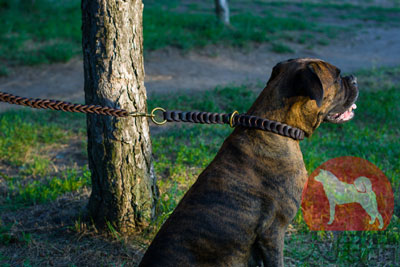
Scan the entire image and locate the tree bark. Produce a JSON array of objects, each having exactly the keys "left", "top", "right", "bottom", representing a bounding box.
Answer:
[
  {"left": 81, "top": 0, "right": 157, "bottom": 233},
  {"left": 214, "top": 0, "right": 230, "bottom": 25}
]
